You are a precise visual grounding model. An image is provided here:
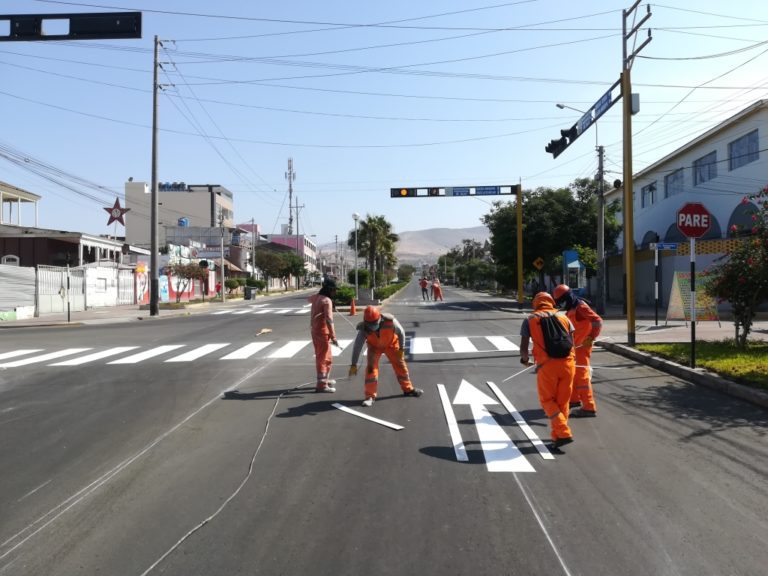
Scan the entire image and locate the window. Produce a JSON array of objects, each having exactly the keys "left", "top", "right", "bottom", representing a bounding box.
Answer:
[
  {"left": 729, "top": 129, "right": 758, "bottom": 170},
  {"left": 641, "top": 181, "right": 657, "bottom": 208},
  {"left": 693, "top": 151, "right": 717, "bottom": 185},
  {"left": 664, "top": 168, "right": 684, "bottom": 198}
]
